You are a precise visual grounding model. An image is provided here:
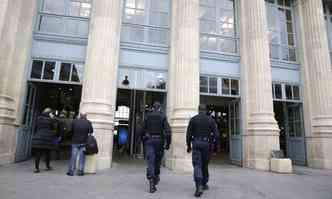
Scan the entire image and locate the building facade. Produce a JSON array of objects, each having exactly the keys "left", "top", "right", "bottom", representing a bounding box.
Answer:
[{"left": 0, "top": 0, "right": 331, "bottom": 171}]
